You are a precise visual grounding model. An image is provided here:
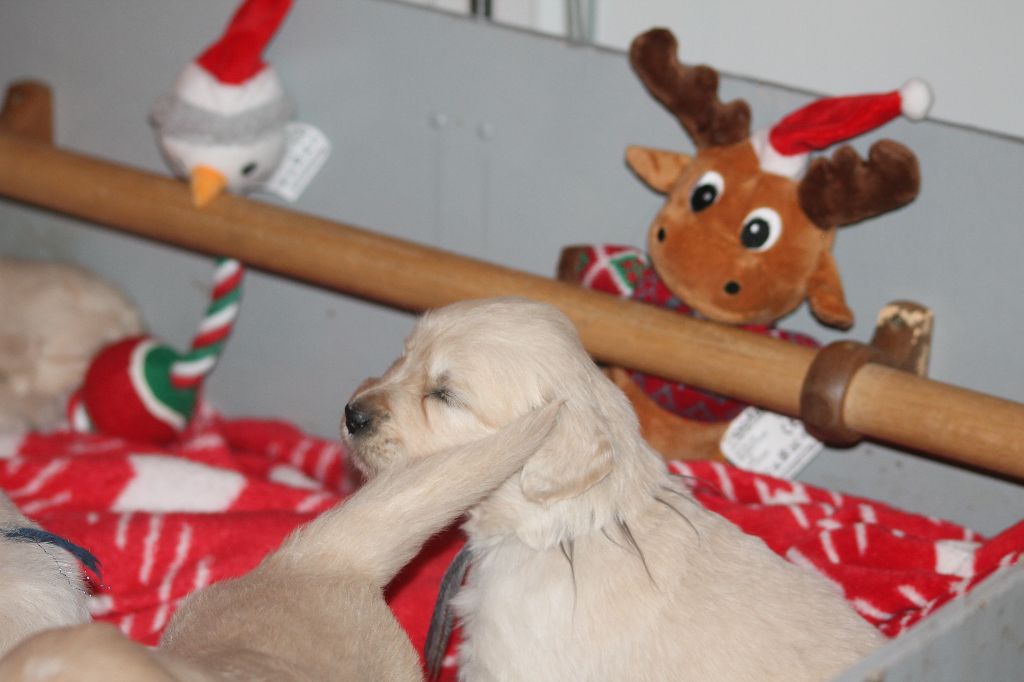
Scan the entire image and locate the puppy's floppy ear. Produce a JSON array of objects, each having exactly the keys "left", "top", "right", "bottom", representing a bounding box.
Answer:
[{"left": 520, "top": 399, "right": 614, "bottom": 506}]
